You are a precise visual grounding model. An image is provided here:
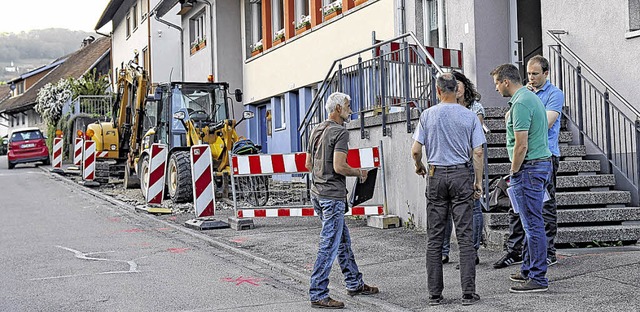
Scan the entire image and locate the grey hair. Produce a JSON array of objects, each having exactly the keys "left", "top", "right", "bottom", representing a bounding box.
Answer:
[
  {"left": 325, "top": 92, "right": 351, "bottom": 113},
  {"left": 436, "top": 72, "right": 458, "bottom": 93}
]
